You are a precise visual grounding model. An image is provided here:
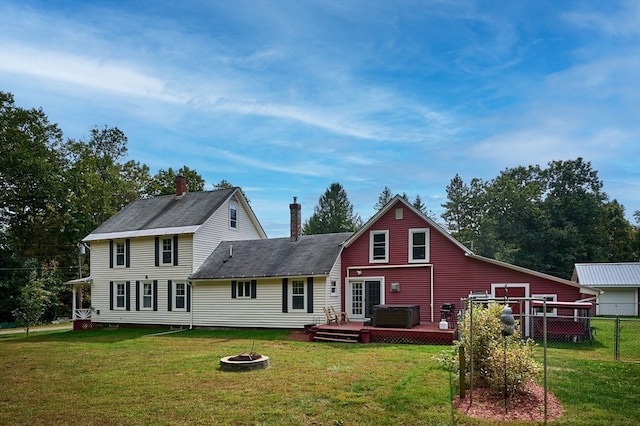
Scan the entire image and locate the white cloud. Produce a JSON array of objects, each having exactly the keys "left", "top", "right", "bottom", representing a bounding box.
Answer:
[
  {"left": 0, "top": 43, "right": 188, "bottom": 104},
  {"left": 564, "top": 0, "right": 640, "bottom": 37}
]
